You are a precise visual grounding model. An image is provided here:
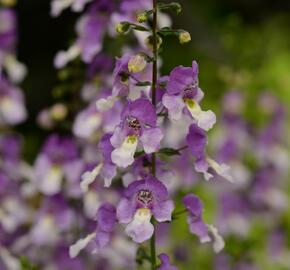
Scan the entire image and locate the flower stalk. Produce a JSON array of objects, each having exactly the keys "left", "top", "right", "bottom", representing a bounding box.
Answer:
[{"left": 150, "top": 0, "right": 158, "bottom": 268}]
